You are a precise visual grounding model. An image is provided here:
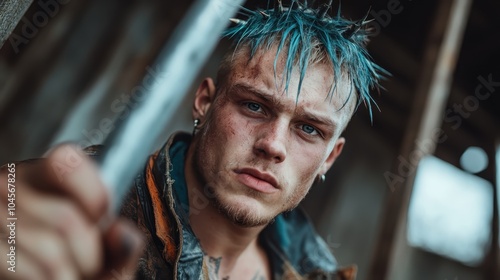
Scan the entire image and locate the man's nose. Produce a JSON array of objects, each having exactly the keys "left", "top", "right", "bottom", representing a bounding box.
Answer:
[{"left": 253, "top": 120, "right": 288, "bottom": 163}]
